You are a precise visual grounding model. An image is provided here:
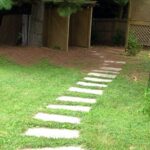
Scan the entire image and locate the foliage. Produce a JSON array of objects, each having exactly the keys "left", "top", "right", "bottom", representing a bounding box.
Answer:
[
  {"left": 112, "top": 29, "right": 125, "bottom": 45},
  {"left": 0, "top": 0, "right": 12, "bottom": 9},
  {"left": 0, "top": 0, "right": 87, "bottom": 16},
  {"left": 113, "top": 0, "right": 128, "bottom": 6},
  {"left": 127, "top": 31, "right": 141, "bottom": 56},
  {"left": 113, "top": 0, "right": 129, "bottom": 19},
  {"left": 57, "top": 0, "right": 84, "bottom": 16}
]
